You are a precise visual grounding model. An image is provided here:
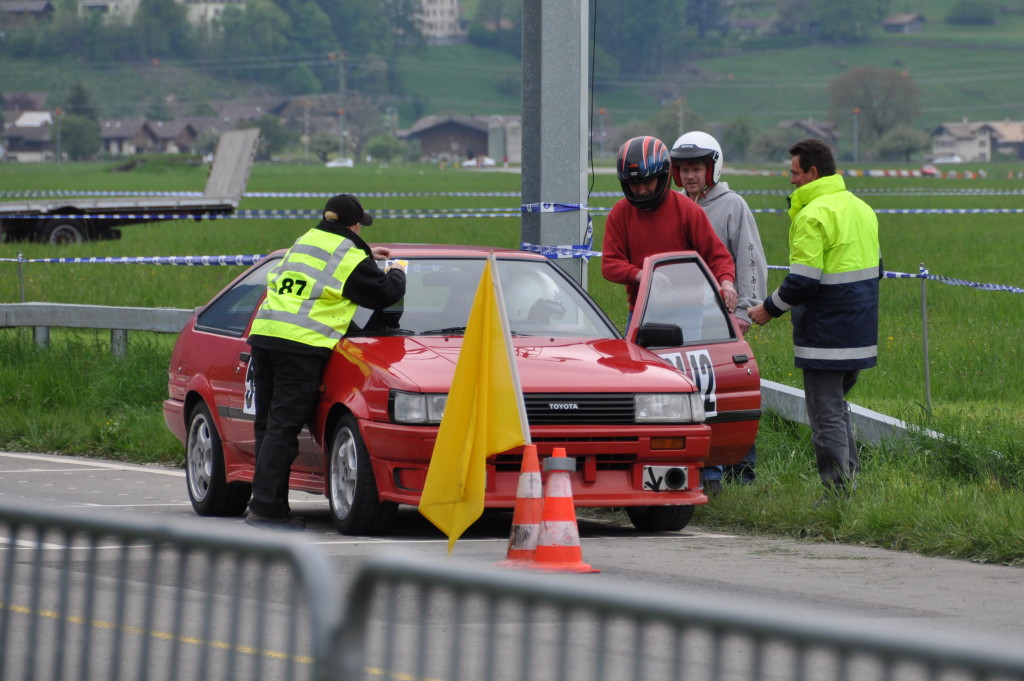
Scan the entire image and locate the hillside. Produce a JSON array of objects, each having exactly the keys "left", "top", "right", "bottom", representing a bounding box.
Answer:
[{"left": 3, "top": 0, "right": 1024, "bottom": 161}]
